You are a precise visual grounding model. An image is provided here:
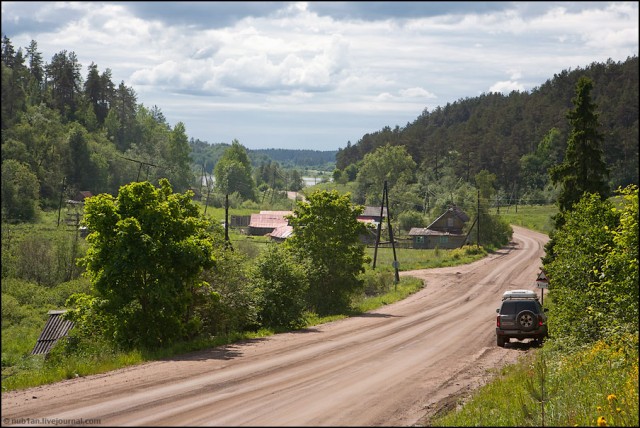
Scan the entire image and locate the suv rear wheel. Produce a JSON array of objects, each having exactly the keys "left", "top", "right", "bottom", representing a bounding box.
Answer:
[{"left": 516, "top": 310, "right": 537, "bottom": 331}]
